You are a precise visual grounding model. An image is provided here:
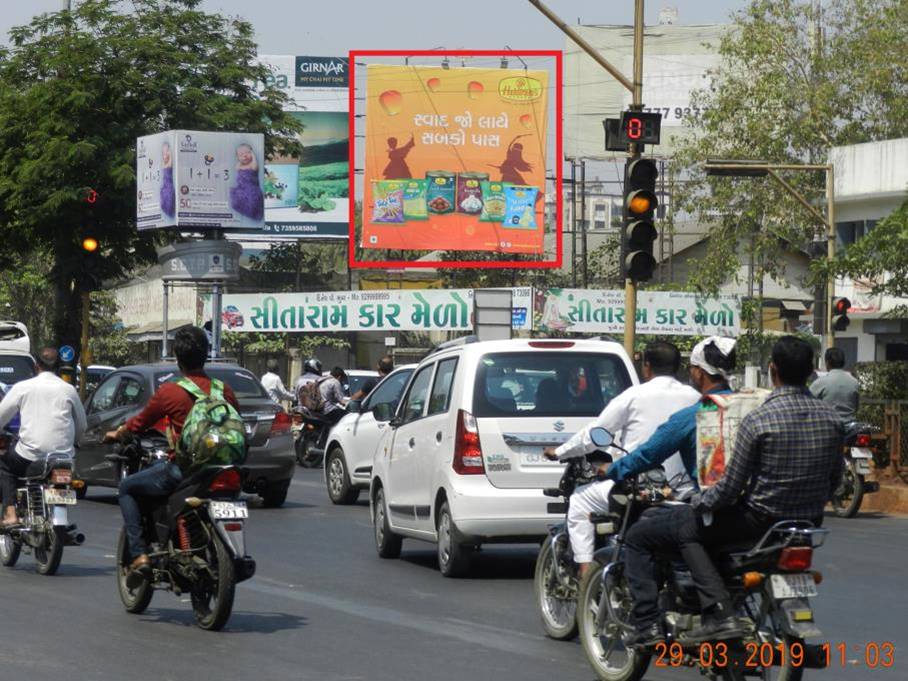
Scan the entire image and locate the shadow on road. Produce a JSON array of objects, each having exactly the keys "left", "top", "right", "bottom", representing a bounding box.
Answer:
[
  {"left": 55, "top": 564, "right": 117, "bottom": 578},
  {"left": 138, "top": 607, "right": 307, "bottom": 633},
  {"left": 401, "top": 547, "right": 538, "bottom": 580}
]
